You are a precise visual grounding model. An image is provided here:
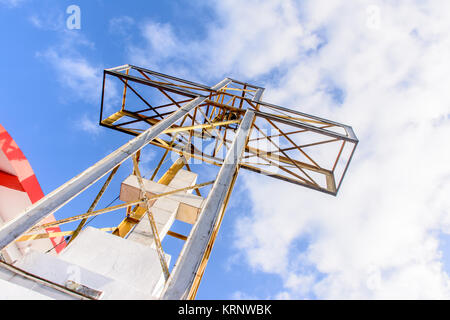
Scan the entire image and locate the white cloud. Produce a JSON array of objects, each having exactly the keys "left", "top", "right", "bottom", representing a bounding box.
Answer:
[
  {"left": 34, "top": 26, "right": 119, "bottom": 137},
  {"left": 39, "top": 48, "right": 102, "bottom": 103},
  {"left": 231, "top": 291, "right": 264, "bottom": 300},
  {"left": 29, "top": 10, "right": 64, "bottom": 31},
  {"left": 126, "top": 1, "right": 319, "bottom": 81},
  {"left": 234, "top": 1, "right": 450, "bottom": 299},
  {"left": 77, "top": 114, "right": 101, "bottom": 136},
  {"left": 138, "top": 148, "right": 158, "bottom": 178},
  {"left": 124, "top": 0, "right": 450, "bottom": 299},
  {"left": 109, "top": 16, "right": 135, "bottom": 38},
  {"left": 36, "top": 31, "right": 118, "bottom": 107},
  {"left": 127, "top": 21, "right": 180, "bottom": 72}
]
